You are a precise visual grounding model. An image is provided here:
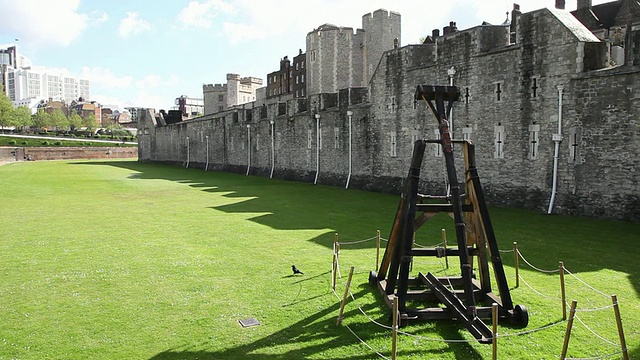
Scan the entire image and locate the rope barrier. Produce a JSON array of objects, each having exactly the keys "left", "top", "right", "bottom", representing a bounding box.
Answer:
[
  {"left": 565, "top": 349, "right": 623, "bottom": 360},
  {"left": 574, "top": 314, "right": 620, "bottom": 347},
  {"left": 397, "top": 329, "right": 477, "bottom": 343},
  {"left": 499, "top": 320, "right": 566, "bottom": 338},
  {"left": 413, "top": 241, "right": 443, "bottom": 248},
  {"left": 563, "top": 268, "right": 611, "bottom": 298},
  {"left": 343, "top": 324, "right": 391, "bottom": 360},
  {"left": 331, "top": 232, "right": 628, "bottom": 359},
  {"left": 574, "top": 304, "right": 616, "bottom": 313},
  {"left": 518, "top": 273, "right": 564, "bottom": 301},
  {"left": 517, "top": 249, "right": 560, "bottom": 273},
  {"left": 339, "top": 236, "right": 379, "bottom": 246}
]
